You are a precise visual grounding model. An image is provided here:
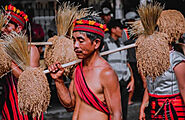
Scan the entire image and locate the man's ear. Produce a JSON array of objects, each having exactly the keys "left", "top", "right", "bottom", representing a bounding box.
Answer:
[
  {"left": 111, "top": 27, "right": 116, "bottom": 33},
  {"left": 93, "top": 38, "right": 101, "bottom": 50},
  {"left": 15, "top": 26, "right": 23, "bottom": 33}
]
